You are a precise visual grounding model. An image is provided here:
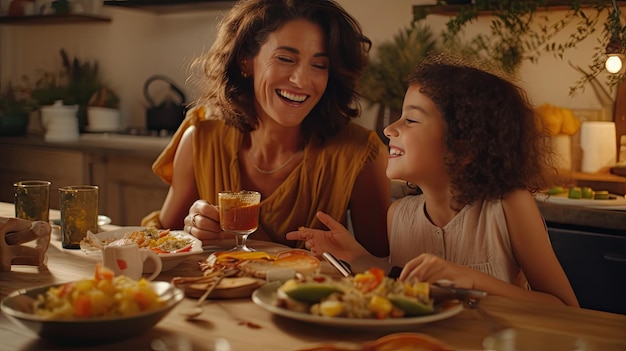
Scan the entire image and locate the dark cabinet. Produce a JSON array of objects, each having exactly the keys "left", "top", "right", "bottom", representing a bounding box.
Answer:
[{"left": 548, "top": 227, "right": 626, "bottom": 315}]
